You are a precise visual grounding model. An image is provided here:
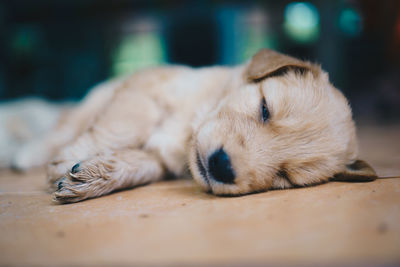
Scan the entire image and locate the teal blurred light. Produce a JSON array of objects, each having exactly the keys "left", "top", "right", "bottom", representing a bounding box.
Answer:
[
  {"left": 217, "top": 7, "right": 277, "bottom": 65},
  {"left": 11, "top": 27, "right": 41, "bottom": 56},
  {"left": 111, "top": 19, "right": 166, "bottom": 77},
  {"left": 338, "top": 8, "right": 362, "bottom": 37},
  {"left": 239, "top": 8, "right": 278, "bottom": 63},
  {"left": 283, "top": 2, "right": 320, "bottom": 44},
  {"left": 112, "top": 33, "right": 165, "bottom": 76}
]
